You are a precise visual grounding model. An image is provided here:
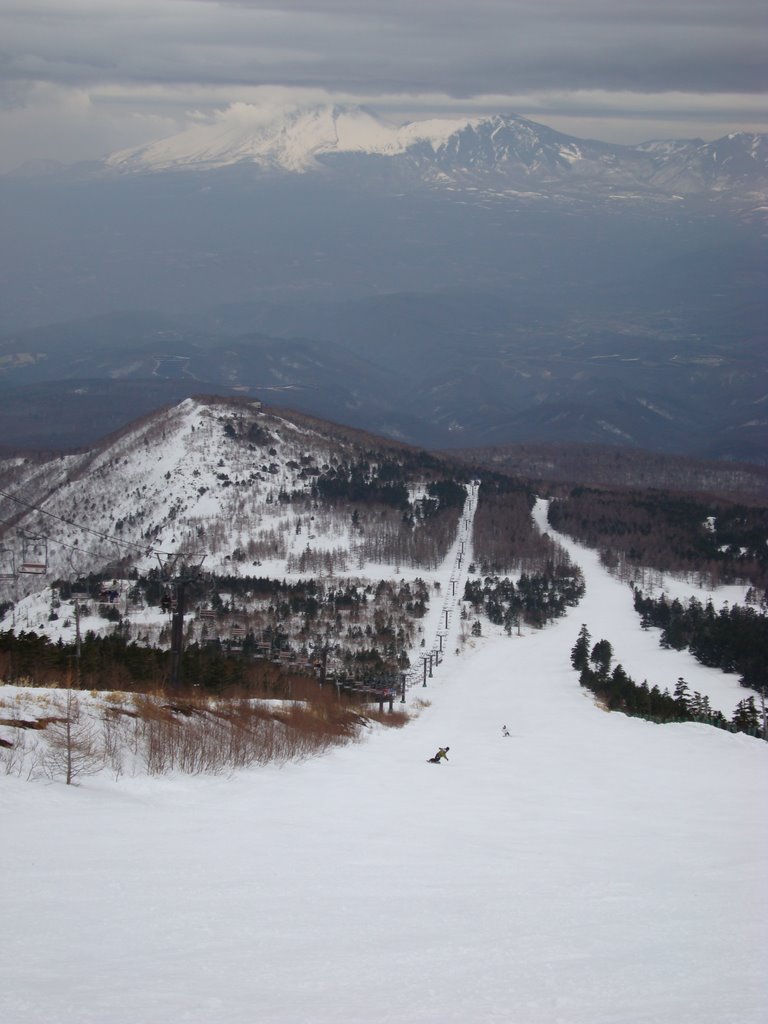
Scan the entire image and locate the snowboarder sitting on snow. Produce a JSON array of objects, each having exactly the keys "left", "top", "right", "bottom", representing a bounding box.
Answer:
[
  {"left": 427, "top": 746, "right": 449, "bottom": 764},
  {"left": 502, "top": 725, "right": 510, "bottom": 737}
]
